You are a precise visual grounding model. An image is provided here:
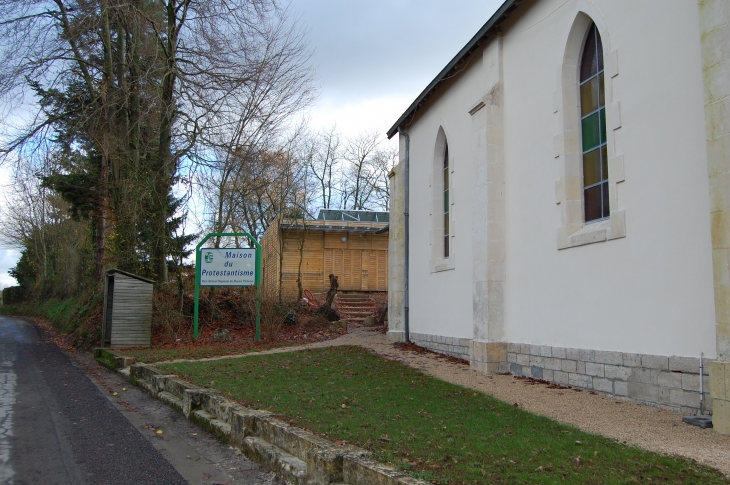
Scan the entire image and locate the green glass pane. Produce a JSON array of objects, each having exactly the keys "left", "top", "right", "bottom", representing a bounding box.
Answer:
[
  {"left": 580, "top": 77, "right": 600, "bottom": 116},
  {"left": 444, "top": 189, "right": 449, "bottom": 213},
  {"left": 601, "top": 145, "right": 608, "bottom": 182},
  {"left": 598, "top": 73, "right": 605, "bottom": 108},
  {"left": 582, "top": 112, "right": 601, "bottom": 151},
  {"left": 443, "top": 168, "right": 449, "bottom": 188},
  {"left": 599, "top": 108, "right": 607, "bottom": 144},
  {"left": 583, "top": 148, "right": 601, "bottom": 187}
]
